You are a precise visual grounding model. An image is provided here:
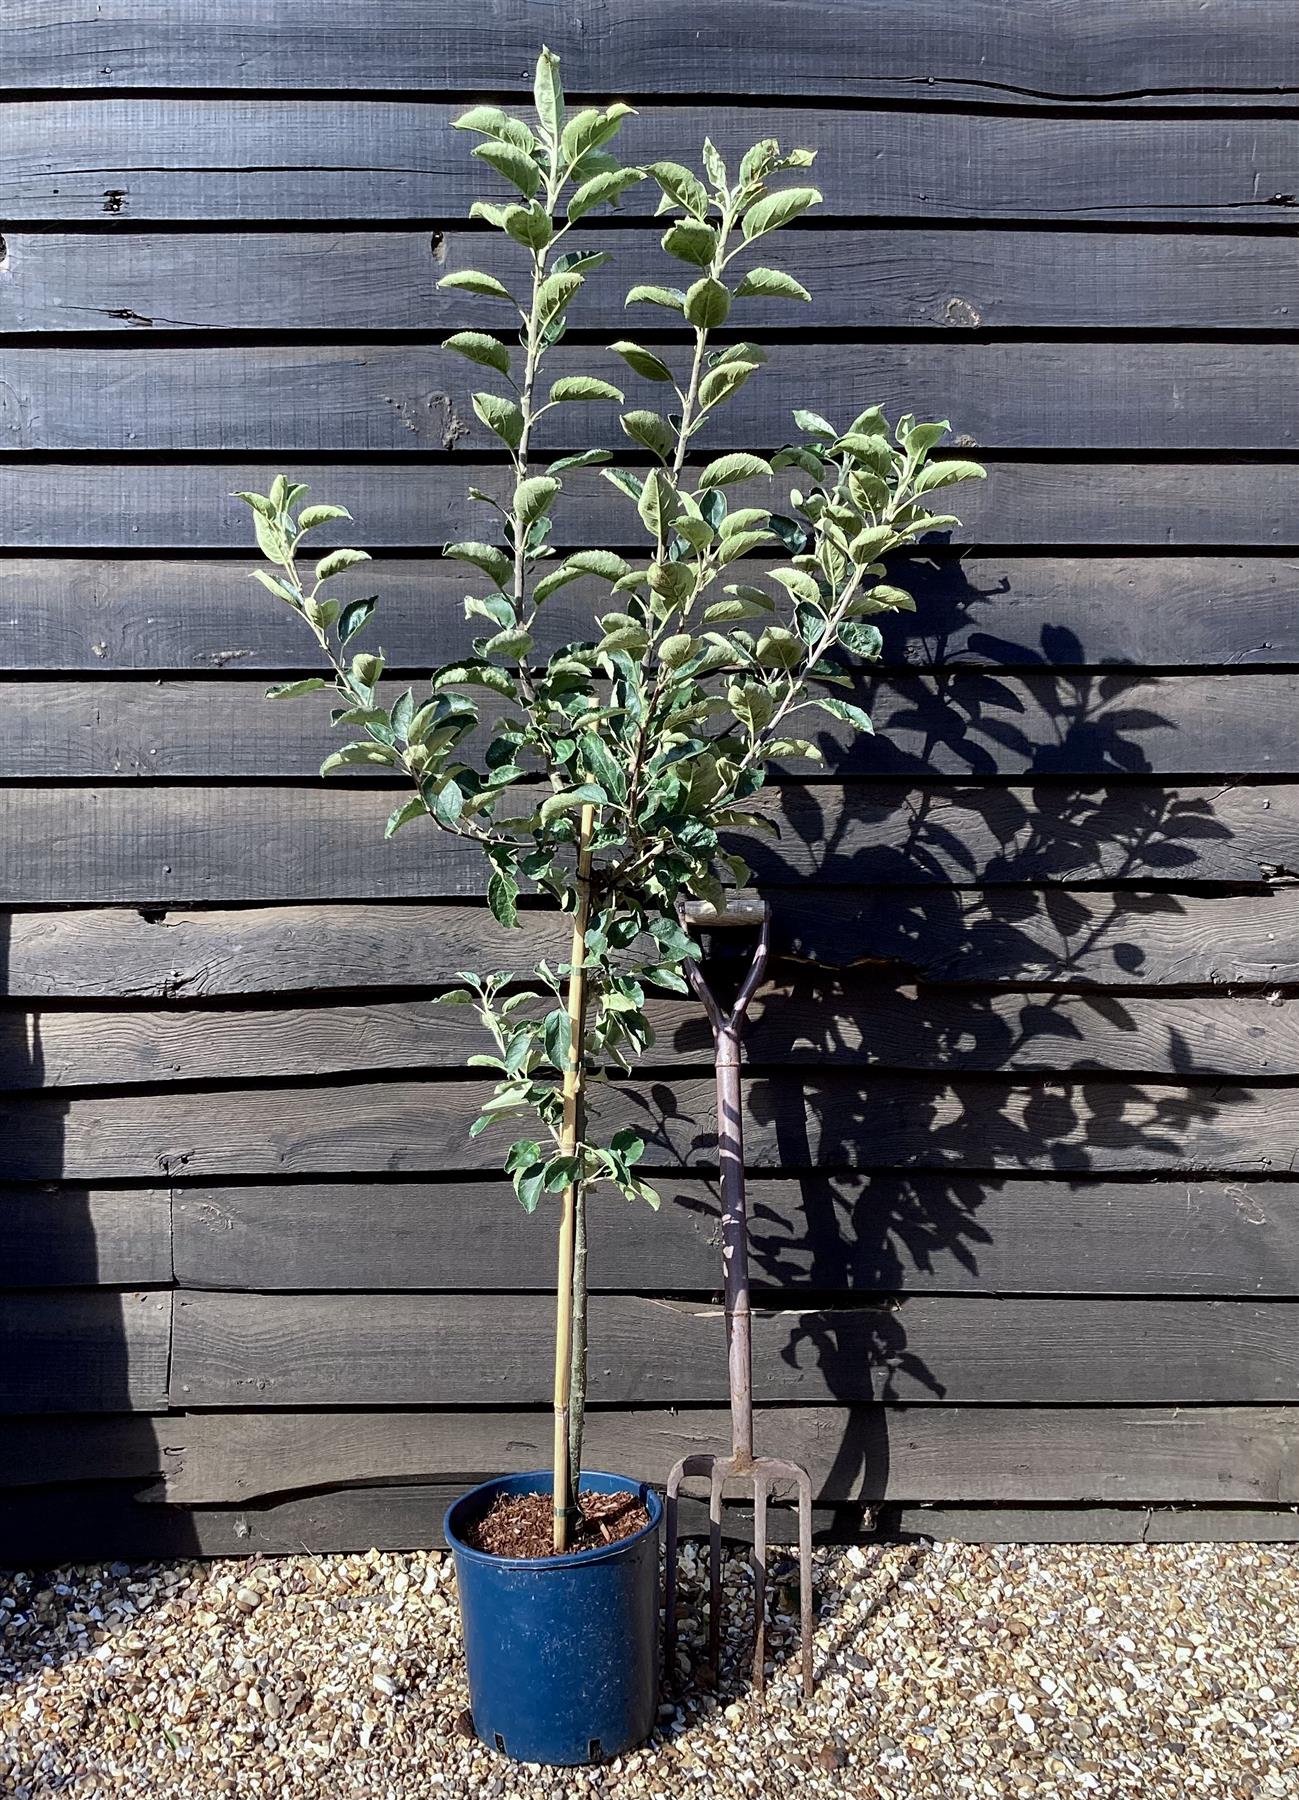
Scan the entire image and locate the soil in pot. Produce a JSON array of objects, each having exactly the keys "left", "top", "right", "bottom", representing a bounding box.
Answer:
[{"left": 464, "top": 1488, "right": 651, "bottom": 1558}]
